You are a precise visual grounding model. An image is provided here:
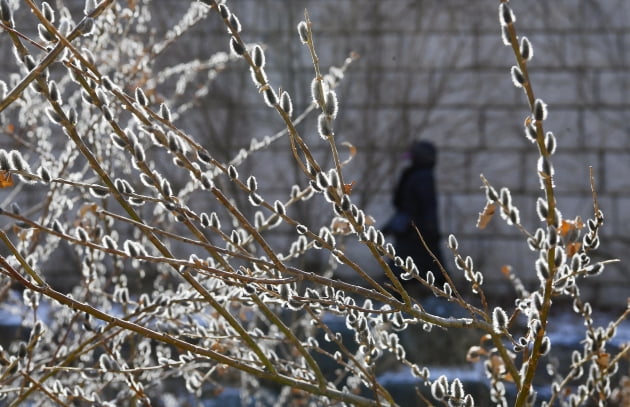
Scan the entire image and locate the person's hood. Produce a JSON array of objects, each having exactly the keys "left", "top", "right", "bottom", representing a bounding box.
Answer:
[{"left": 410, "top": 141, "right": 436, "bottom": 168}]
